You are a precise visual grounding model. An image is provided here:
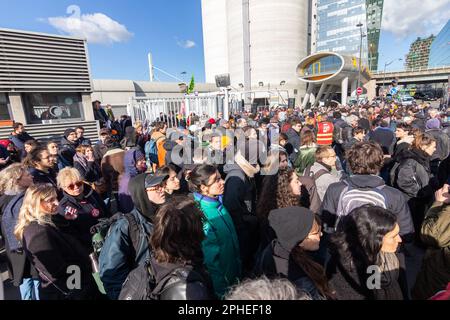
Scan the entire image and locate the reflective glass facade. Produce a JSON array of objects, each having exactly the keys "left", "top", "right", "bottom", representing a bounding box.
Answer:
[
  {"left": 428, "top": 20, "right": 450, "bottom": 68},
  {"left": 315, "top": 0, "right": 383, "bottom": 72},
  {"left": 302, "top": 55, "right": 342, "bottom": 77}
]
